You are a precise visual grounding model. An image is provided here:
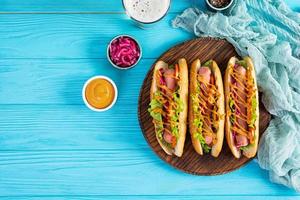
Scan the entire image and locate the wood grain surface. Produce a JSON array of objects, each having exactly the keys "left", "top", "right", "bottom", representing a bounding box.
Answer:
[
  {"left": 0, "top": 59, "right": 150, "bottom": 104},
  {"left": 0, "top": 14, "right": 191, "bottom": 59},
  {"left": 138, "top": 38, "right": 271, "bottom": 175}
]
